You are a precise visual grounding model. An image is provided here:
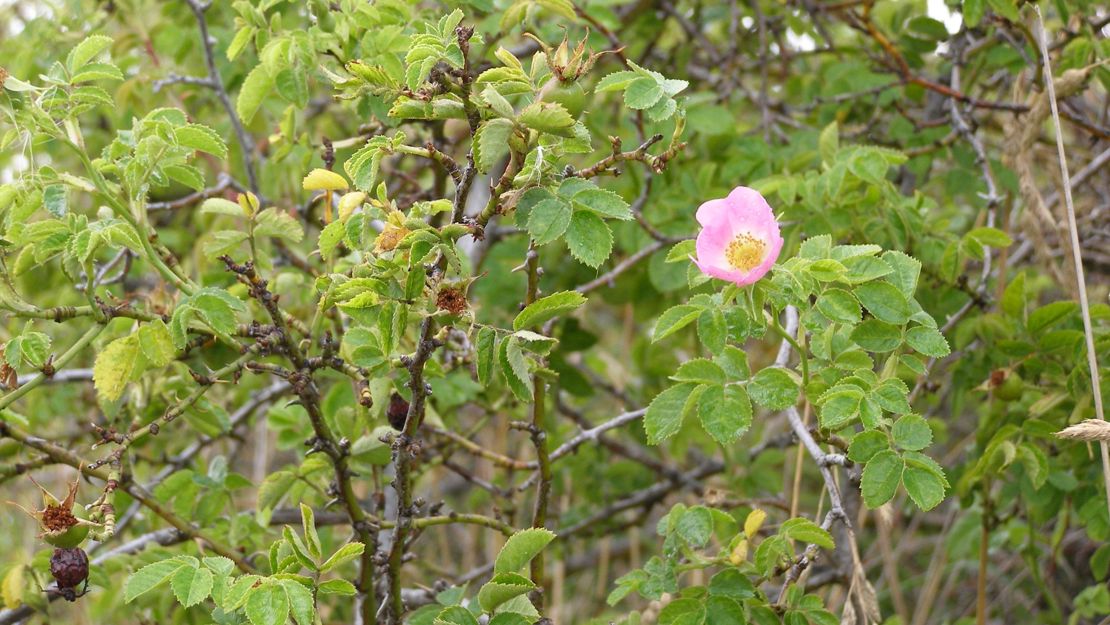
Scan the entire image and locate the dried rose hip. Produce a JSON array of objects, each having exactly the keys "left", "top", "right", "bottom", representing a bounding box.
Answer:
[
  {"left": 387, "top": 392, "right": 410, "bottom": 431},
  {"left": 50, "top": 547, "right": 89, "bottom": 600}
]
